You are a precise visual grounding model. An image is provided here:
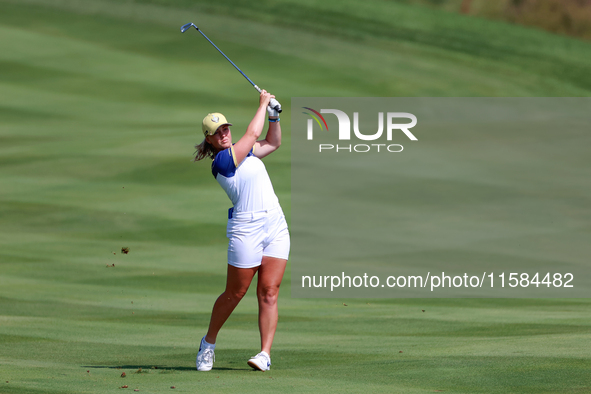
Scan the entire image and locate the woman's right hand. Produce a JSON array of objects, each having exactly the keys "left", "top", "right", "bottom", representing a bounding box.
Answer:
[{"left": 259, "top": 89, "right": 274, "bottom": 108}]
